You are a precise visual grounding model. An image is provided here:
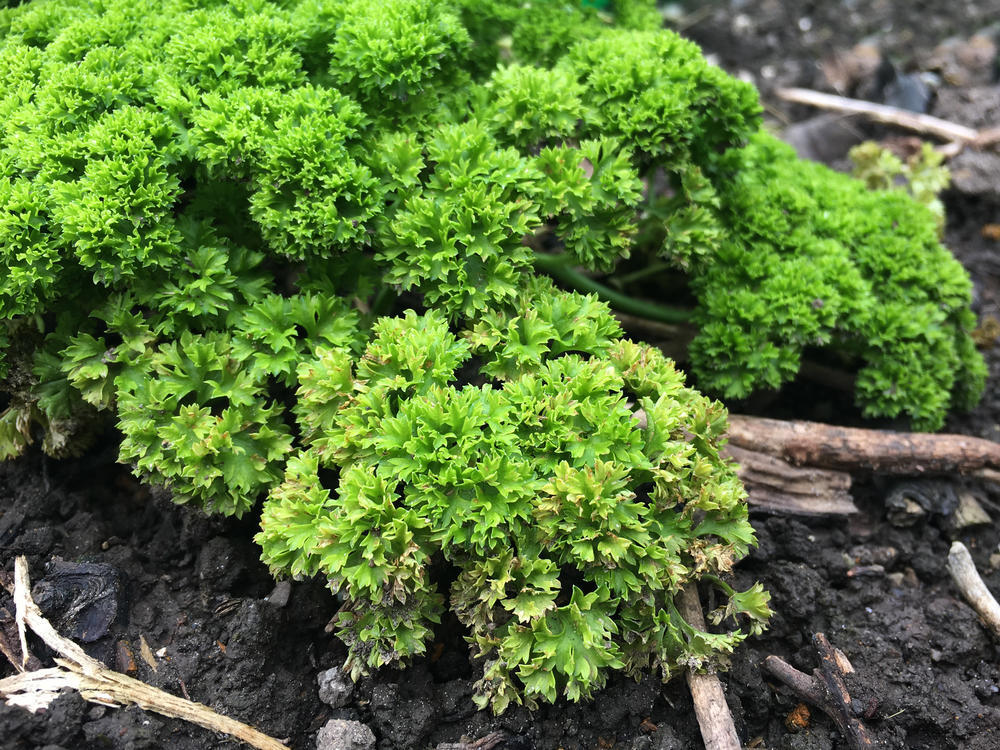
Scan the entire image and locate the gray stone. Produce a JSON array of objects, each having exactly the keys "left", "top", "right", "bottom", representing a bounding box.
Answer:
[
  {"left": 315, "top": 719, "right": 376, "bottom": 750},
  {"left": 950, "top": 149, "right": 1000, "bottom": 201},
  {"left": 317, "top": 666, "right": 355, "bottom": 708},
  {"left": 265, "top": 579, "right": 292, "bottom": 607}
]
